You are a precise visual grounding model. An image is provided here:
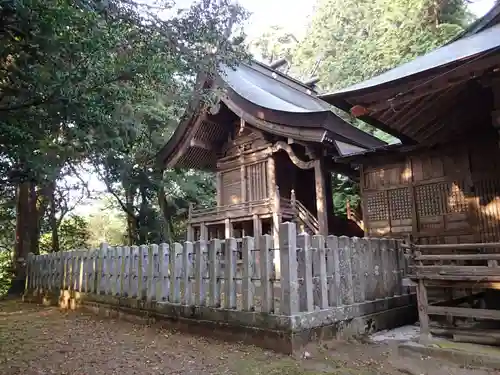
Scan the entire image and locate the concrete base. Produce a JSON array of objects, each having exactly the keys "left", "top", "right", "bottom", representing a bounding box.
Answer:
[
  {"left": 399, "top": 340, "right": 500, "bottom": 370},
  {"left": 23, "top": 290, "right": 416, "bottom": 355}
]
